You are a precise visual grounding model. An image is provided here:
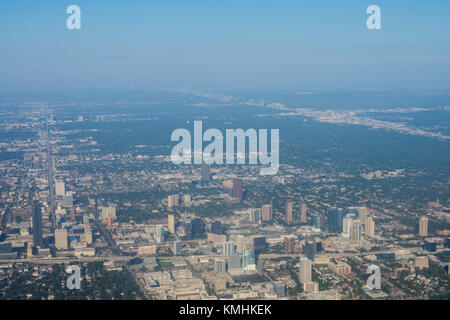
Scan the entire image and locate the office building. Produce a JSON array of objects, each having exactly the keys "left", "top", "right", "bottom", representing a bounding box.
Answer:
[
  {"left": 423, "top": 240, "right": 436, "bottom": 252},
  {"left": 55, "top": 229, "right": 68, "bottom": 250},
  {"left": 228, "top": 253, "right": 242, "bottom": 270},
  {"left": 223, "top": 241, "right": 235, "bottom": 255},
  {"left": 313, "top": 215, "right": 321, "bottom": 230},
  {"left": 414, "top": 256, "right": 429, "bottom": 269},
  {"left": 273, "top": 281, "right": 286, "bottom": 298},
  {"left": 182, "top": 194, "right": 191, "bottom": 206},
  {"left": 168, "top": 214, "right": 175, "bottom": 234},
  {"left": 249, "top": 208, "right": 261, "bottom": 224},
  {"left": 304, "top": 240, "right": 316, "bottom": 261},
  {"left": 155, "top": 226, "right": 165, "bottom": 243},
  {"left": 328, "top": 261, "right": 351, "bottom": 275},
  {"left": 285, "top": 200, "right": 293, "bottom": 223},
  {"left": 365, "top": 216, "right": 375, "bottom": 237},
  {"left": 168, "top": 194, "right": 179, "bottom": 209},
  {"left": 232, "top": 178, "right": 243, "bottom": 202},
  {"left": 211, "top": 220, "right": 224, "bottom": 235},
  {"left": 299, "top": 199, "right": 307, "bottom": 223},
  {"left": 191, "top": 218, "right": 205, "bottom": 237},
  {"left": 351, "top": 220, "right": 362, "bottom": 245},
  {"left": 184, "top": 221, "right": 192, "bottom": 240},
  {"left": 250, "top": 236, "right": 266, "bottom": 253},
  {"left": 284, "top": 236, "right": 296, "bottom": 254},
  {"left": 0, "top": 242, "right": 17, "bottom": 259},
  {"left": 328, "top": 207, "right": 344, "bottom": 233},
  {"left": 299, "top": 257, "right": 312, "bottom": 283},
  {"left": 356, "top": 207, "right": 369, "bottom": 224},
  {"left": 173, "top": 241, "right": 182, "bottom": 255},
  {"left": 261, "top": 204, "right": 273, "bottom": 221},
  {"left": 419, "top": 216, "right": 428, "bottom": 237},
  {"left": 55, "top": 180, "right": 65, "bottom": 196},
  {"left": 32, "top": 201, "right": 42, "bottom": 248},
  {"left": 101, "top": 206, "right": 116, "bottom": 220},
  {"left": 214, "top": 259, "right": 227, "bottom": 274},
  {"left": 343, "top": 215, "right": 354, "bottom": 236},
  {"left": 62, "top": 194, "right": 73, "bottom": 208},
  {"left": 235, "top": 235, "right": 248, "bottom": 254}
]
